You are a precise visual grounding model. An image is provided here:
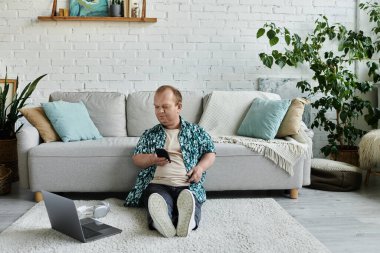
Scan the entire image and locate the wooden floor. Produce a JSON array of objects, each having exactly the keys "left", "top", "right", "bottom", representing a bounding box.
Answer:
[{"left": 1, "top": 176, "right": 380, "bottom": 253}]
